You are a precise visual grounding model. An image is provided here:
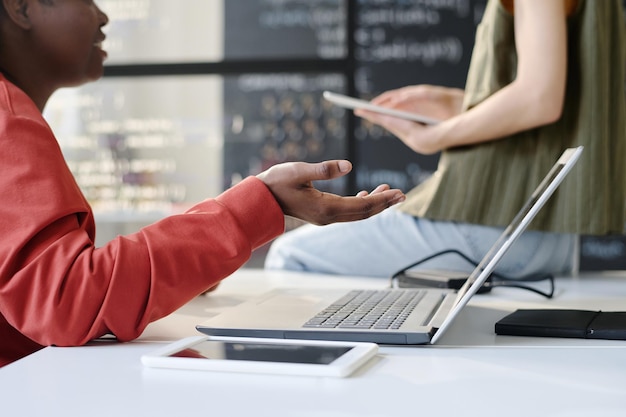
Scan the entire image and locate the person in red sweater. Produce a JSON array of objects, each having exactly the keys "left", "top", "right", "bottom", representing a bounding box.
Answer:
[{"left": 0, "top": 0, "right": 405, "bottom": 367}]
